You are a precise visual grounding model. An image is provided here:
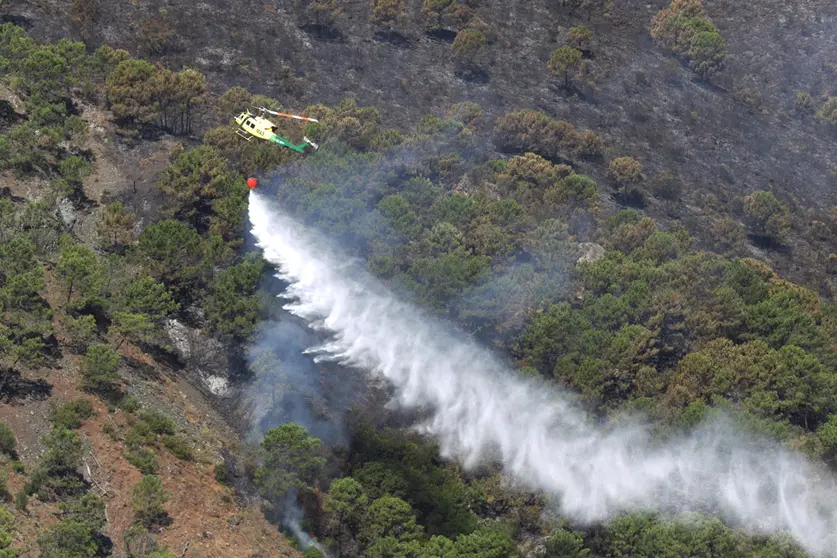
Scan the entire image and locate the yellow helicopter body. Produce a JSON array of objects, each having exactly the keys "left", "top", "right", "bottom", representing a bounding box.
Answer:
[{"left": 235, "top": 108, "right": 319, "bottom": 153}]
